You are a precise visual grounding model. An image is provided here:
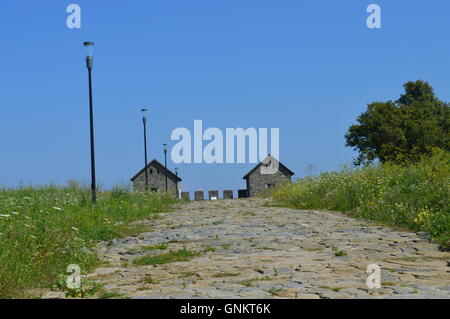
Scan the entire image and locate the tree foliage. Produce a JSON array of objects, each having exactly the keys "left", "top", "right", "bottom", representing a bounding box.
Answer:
[{"left": 345, "top": 80, "right": 450, "bottom": 165}]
